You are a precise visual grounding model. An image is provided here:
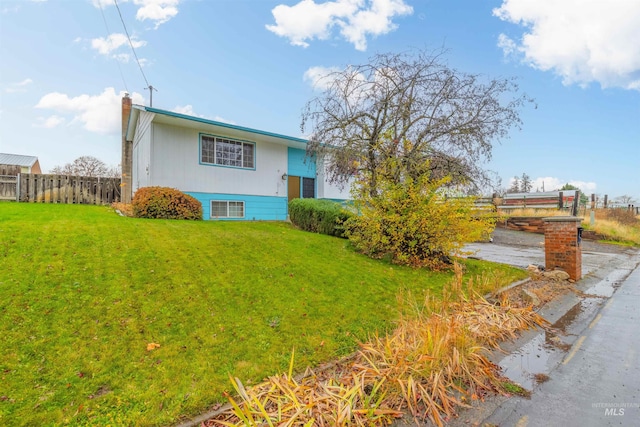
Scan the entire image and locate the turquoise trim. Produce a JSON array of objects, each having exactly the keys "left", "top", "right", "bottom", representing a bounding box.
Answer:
[
  {"left": 137, "top": 105, "right": 308, "bottom": 145},
  {"left": 287, "top": 147, "right": 316, "bottom": 178},
  {"left": 186, "top": 192, "right": 288, "bottom": 221},
  {"left": 198, "top": 132, "right": 257, "bottom": 171}
]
